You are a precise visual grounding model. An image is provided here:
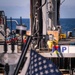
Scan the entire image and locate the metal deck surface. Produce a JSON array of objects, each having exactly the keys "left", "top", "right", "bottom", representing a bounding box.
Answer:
[{"left": 59, "top": 37, "right": 75, "bottom": 45}]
